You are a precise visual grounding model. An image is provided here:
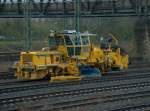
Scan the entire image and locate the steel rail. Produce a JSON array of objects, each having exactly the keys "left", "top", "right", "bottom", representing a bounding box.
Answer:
[
  {"left": 1, "top": 80, "right": 150, "bottom": 110},
  {"left": 1, "top": 65, "right": 150, "bottom": 85},
  {"left": 44, "top": 90, "right": 150, "bottom": 111},
  {"left": 0, "top": 72, "right": 150, "bottom": 94}
]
